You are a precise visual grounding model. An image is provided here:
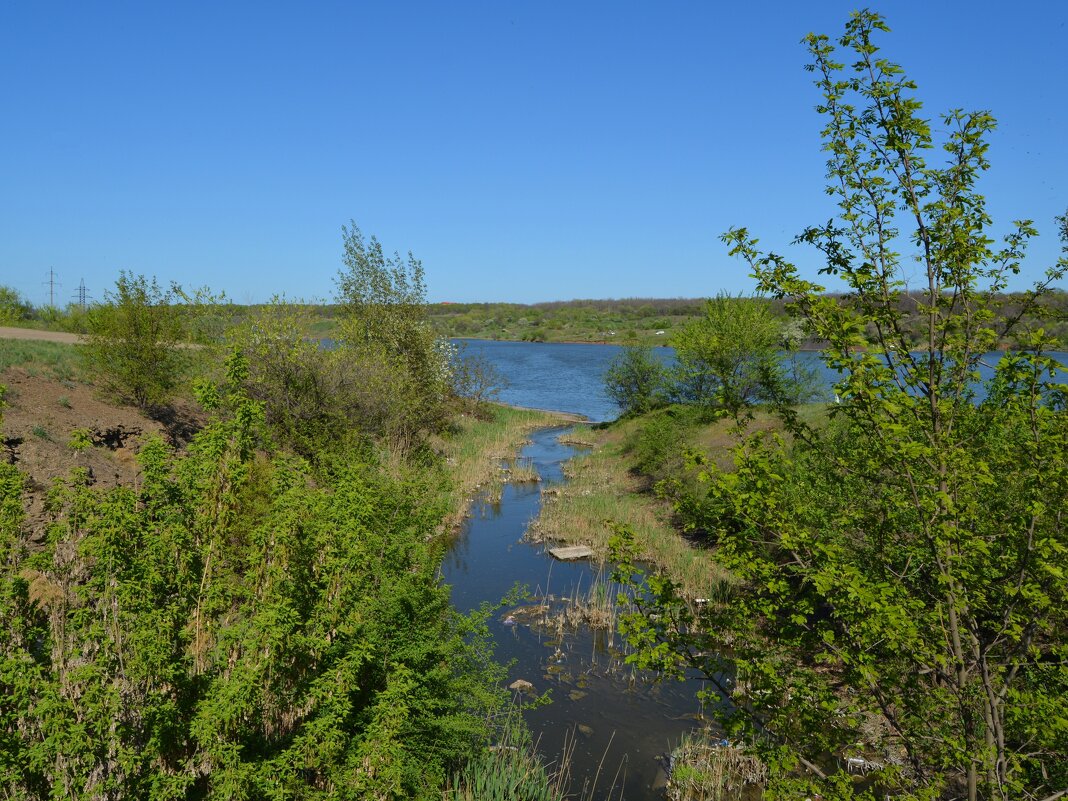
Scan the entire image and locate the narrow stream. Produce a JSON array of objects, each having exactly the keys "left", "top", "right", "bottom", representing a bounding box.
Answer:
[{"left": 443, "top": 427, "right": 707, "bottom": 800}]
